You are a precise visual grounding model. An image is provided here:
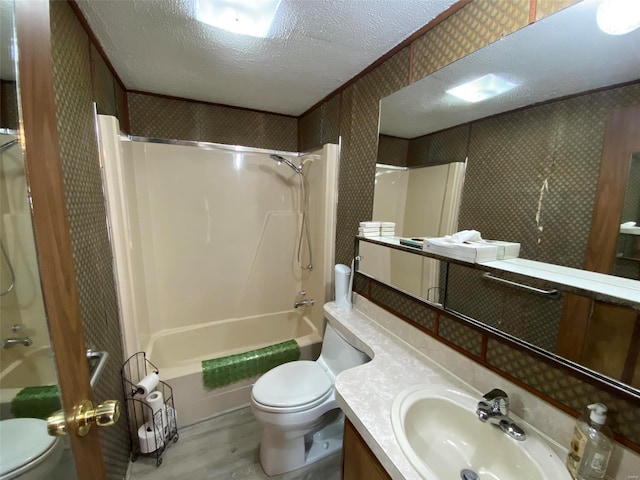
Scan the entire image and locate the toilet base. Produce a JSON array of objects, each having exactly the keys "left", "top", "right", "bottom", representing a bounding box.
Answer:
[{"left": 259, "top": 410, "right": 344, "bottom": 476}]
